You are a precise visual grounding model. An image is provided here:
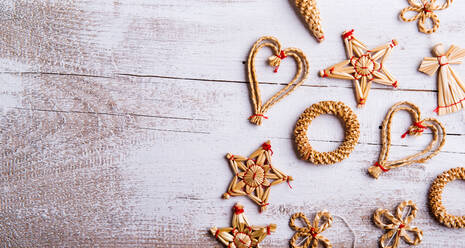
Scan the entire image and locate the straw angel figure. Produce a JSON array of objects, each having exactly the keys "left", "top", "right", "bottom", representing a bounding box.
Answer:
[{"left": 419, "top": 43, "right": 465, "bottom": 115}]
